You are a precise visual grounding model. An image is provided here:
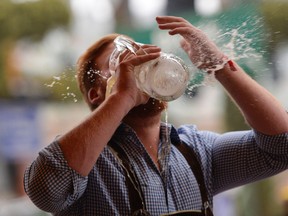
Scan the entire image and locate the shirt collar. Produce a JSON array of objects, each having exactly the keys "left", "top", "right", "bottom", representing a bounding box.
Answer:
[{"left": 113, "top": 122, "right": 181, "bottom": 145}]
